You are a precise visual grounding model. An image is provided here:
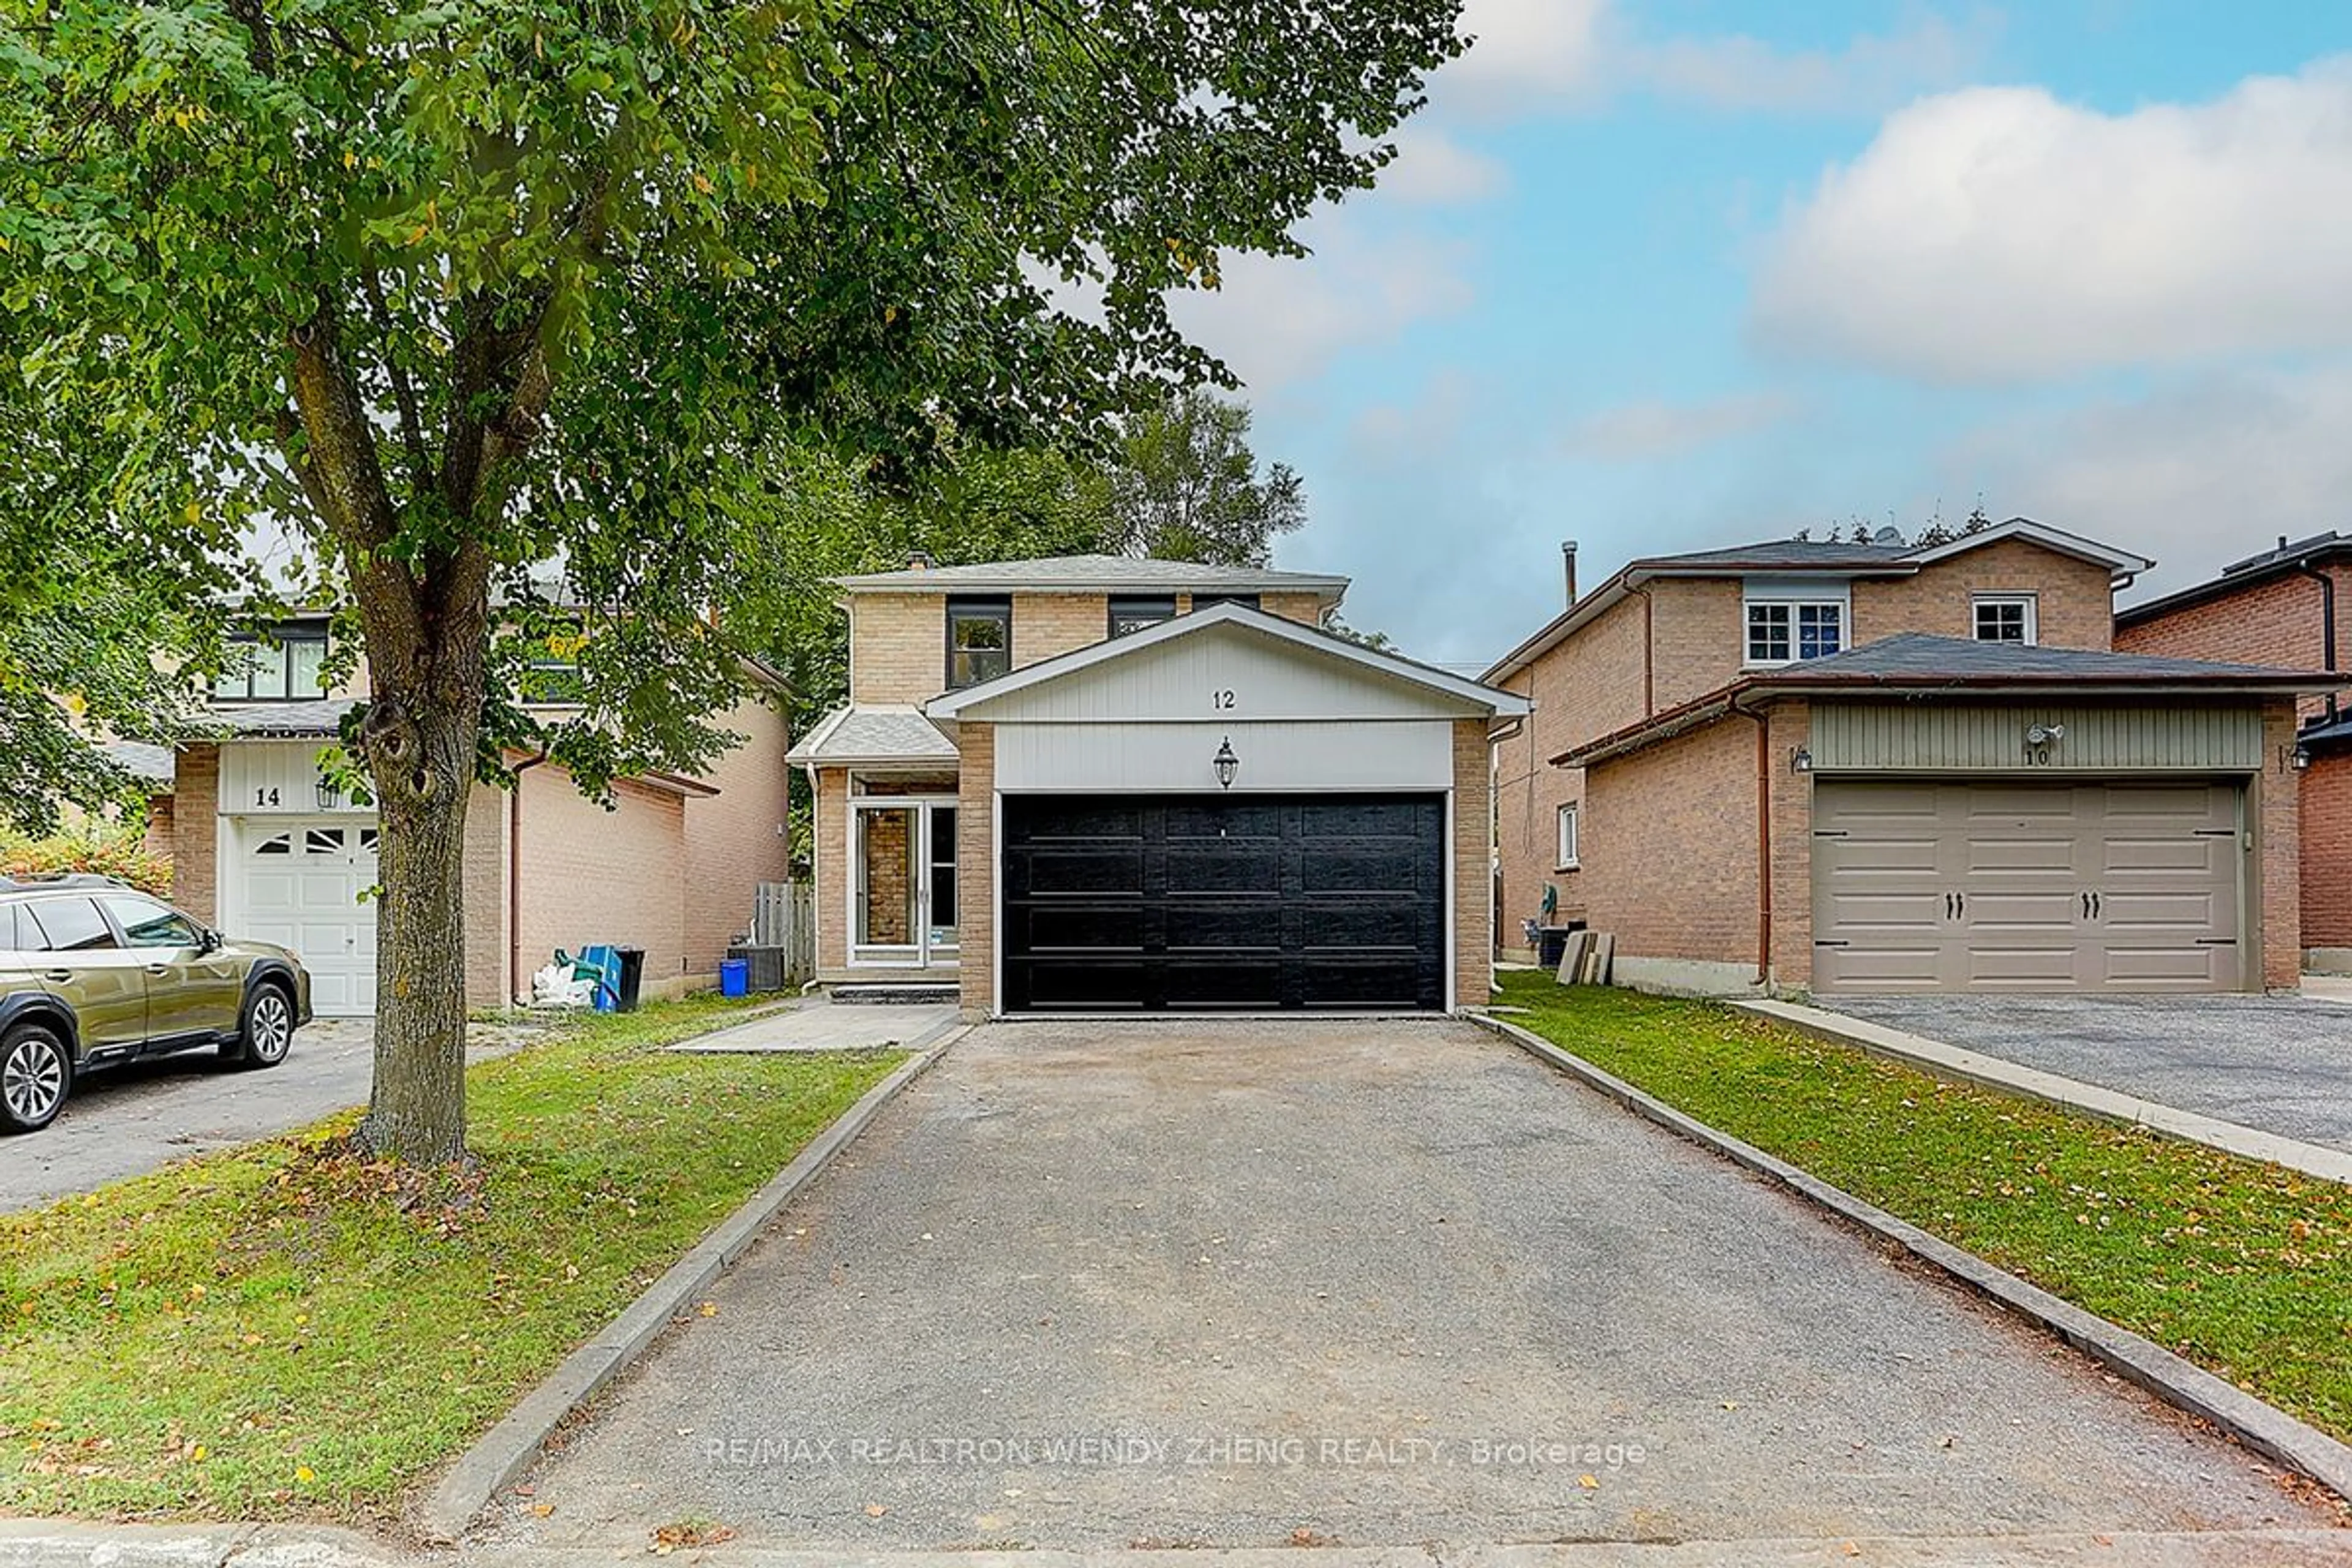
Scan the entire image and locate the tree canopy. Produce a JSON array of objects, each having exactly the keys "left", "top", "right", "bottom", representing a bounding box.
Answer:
[{"left": 0, "top": 0, "right": 1463, "bottom": 1161}]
